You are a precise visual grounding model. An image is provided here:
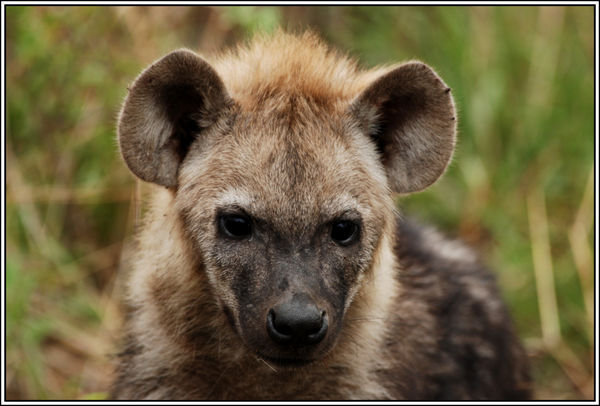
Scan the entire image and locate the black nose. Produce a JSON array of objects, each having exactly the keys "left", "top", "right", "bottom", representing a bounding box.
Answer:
[{"left": 266, "top": 294, "right": 328, "bottom": 345}]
